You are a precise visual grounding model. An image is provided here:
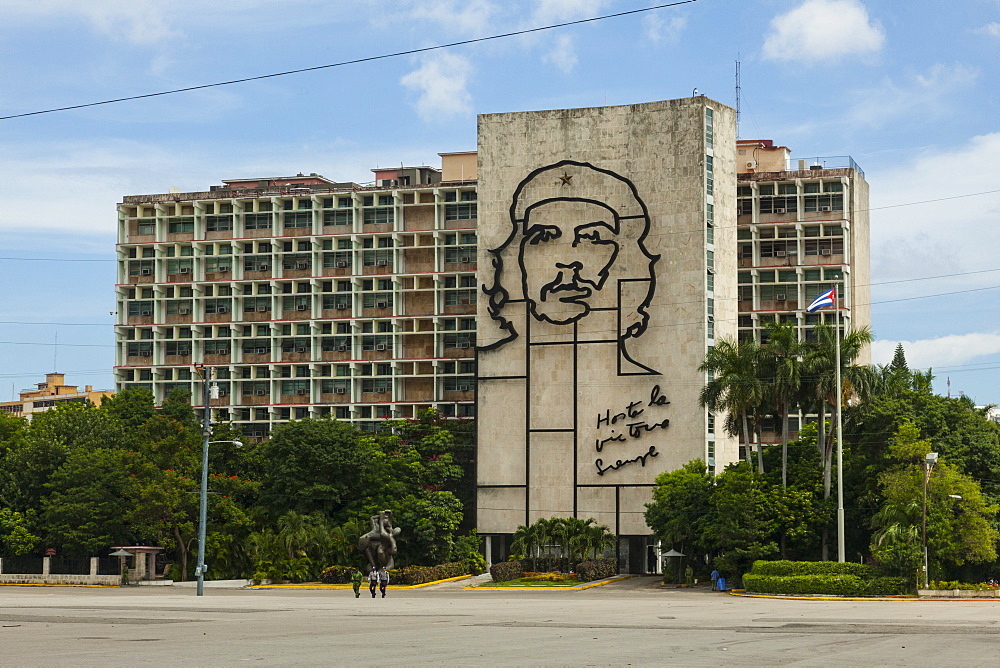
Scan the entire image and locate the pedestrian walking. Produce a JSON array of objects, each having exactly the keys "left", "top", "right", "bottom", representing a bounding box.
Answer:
[
  {"left": 368, "top": 567, "right": 379, "bottom": 598},
  {"left": 378, "top": 566, "right": 389, "bottom": 598},
  {"left": 351, "top": 568, "right": 364, "bottom": 598},
  {"left": 684, "top": 565, "right": 694, "bottom": 586},
  {"left": 710, "top": 568, "right": 720, "bottom": 591}
]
